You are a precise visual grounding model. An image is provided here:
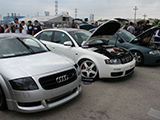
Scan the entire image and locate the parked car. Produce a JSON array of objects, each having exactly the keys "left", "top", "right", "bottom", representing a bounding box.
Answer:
[
  {"left": 0, "top": 33, "right": 82, "bottom": 113},
  {"left": 108, "top": 26, "right": 160, "bottom": 65},
  {"left": 73, "top": 18, "right": 94, "bottom": 30},
  {"left": 35, "top": 20, "right": 135, "bottom": 80}
]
